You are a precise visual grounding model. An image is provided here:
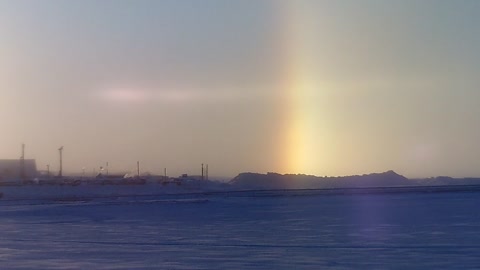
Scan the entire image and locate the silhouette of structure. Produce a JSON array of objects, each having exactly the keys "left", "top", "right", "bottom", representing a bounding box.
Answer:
[
  {"left": 58, "top": 146, "right": 63, "bottom": 178},
  {"left": 0, "top": 159, "right": 37, "bottom": 181},
  {"left": 137, "top": 161, "right": 140, "bottom": 177}
]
